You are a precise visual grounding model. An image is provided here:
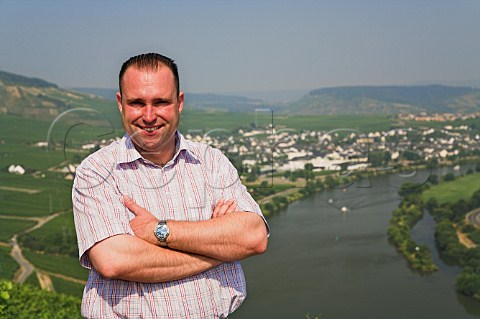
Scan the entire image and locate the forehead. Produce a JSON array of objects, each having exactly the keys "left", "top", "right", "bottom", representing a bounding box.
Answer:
[{"left": 121, "top": 66, "right": 176, "bottom": 96}]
